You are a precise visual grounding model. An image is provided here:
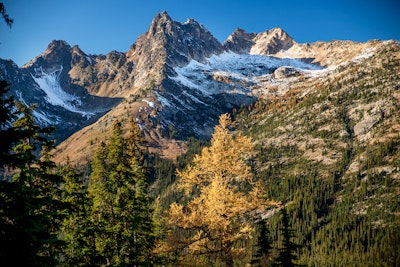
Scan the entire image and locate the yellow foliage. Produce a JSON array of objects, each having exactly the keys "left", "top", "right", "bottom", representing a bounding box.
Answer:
[
  {"left": 178, "top": 114, "right": 255, "bottom": 195},
  {"left": 165, "top": 114, "right": 276, "bottom": 265}
]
